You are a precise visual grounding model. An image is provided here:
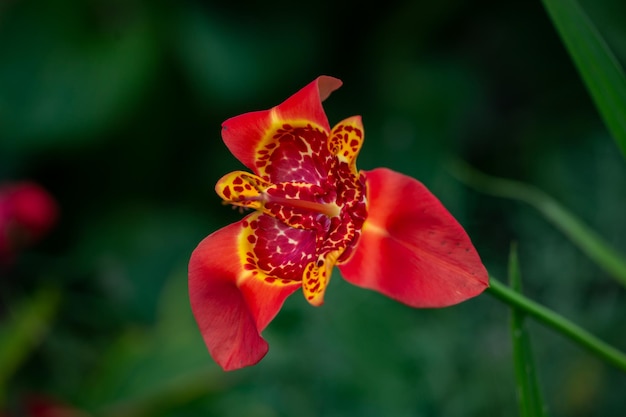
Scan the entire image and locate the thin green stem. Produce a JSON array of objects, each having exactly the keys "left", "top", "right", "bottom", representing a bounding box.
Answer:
[
  {"left": 487, "top": 277, "right": 626, "bottom": 373},
  {"left": 448, "top": 159, "right": 626, "bottom": 288}
]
